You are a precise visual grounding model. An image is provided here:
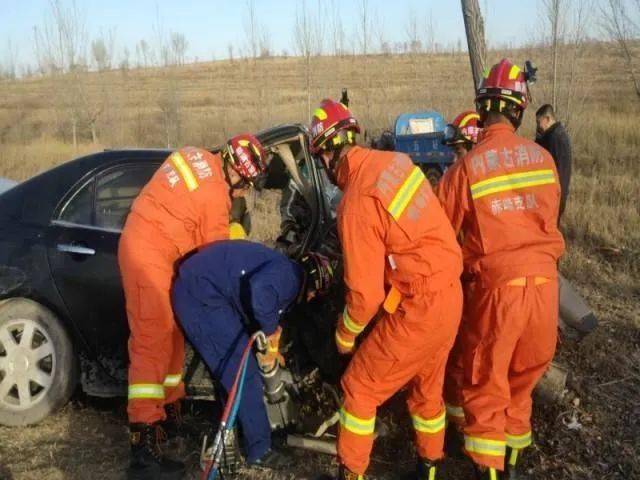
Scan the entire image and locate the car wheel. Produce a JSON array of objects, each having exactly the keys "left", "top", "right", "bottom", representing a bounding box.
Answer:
[{"left": 0, "top": 298, "right": 78, "bottom": 426}]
